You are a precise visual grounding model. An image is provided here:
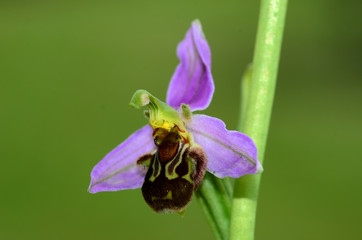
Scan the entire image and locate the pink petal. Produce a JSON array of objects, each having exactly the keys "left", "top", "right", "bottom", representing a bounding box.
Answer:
[
  {"left": 89, "top": 125, "right": 155, "bottom": 193},
  {"left": 187, "top": 114, "right": 262, "bottom": 178},
  {"left": 166, "top": 20, "right": 214, "bottom": 111}
]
